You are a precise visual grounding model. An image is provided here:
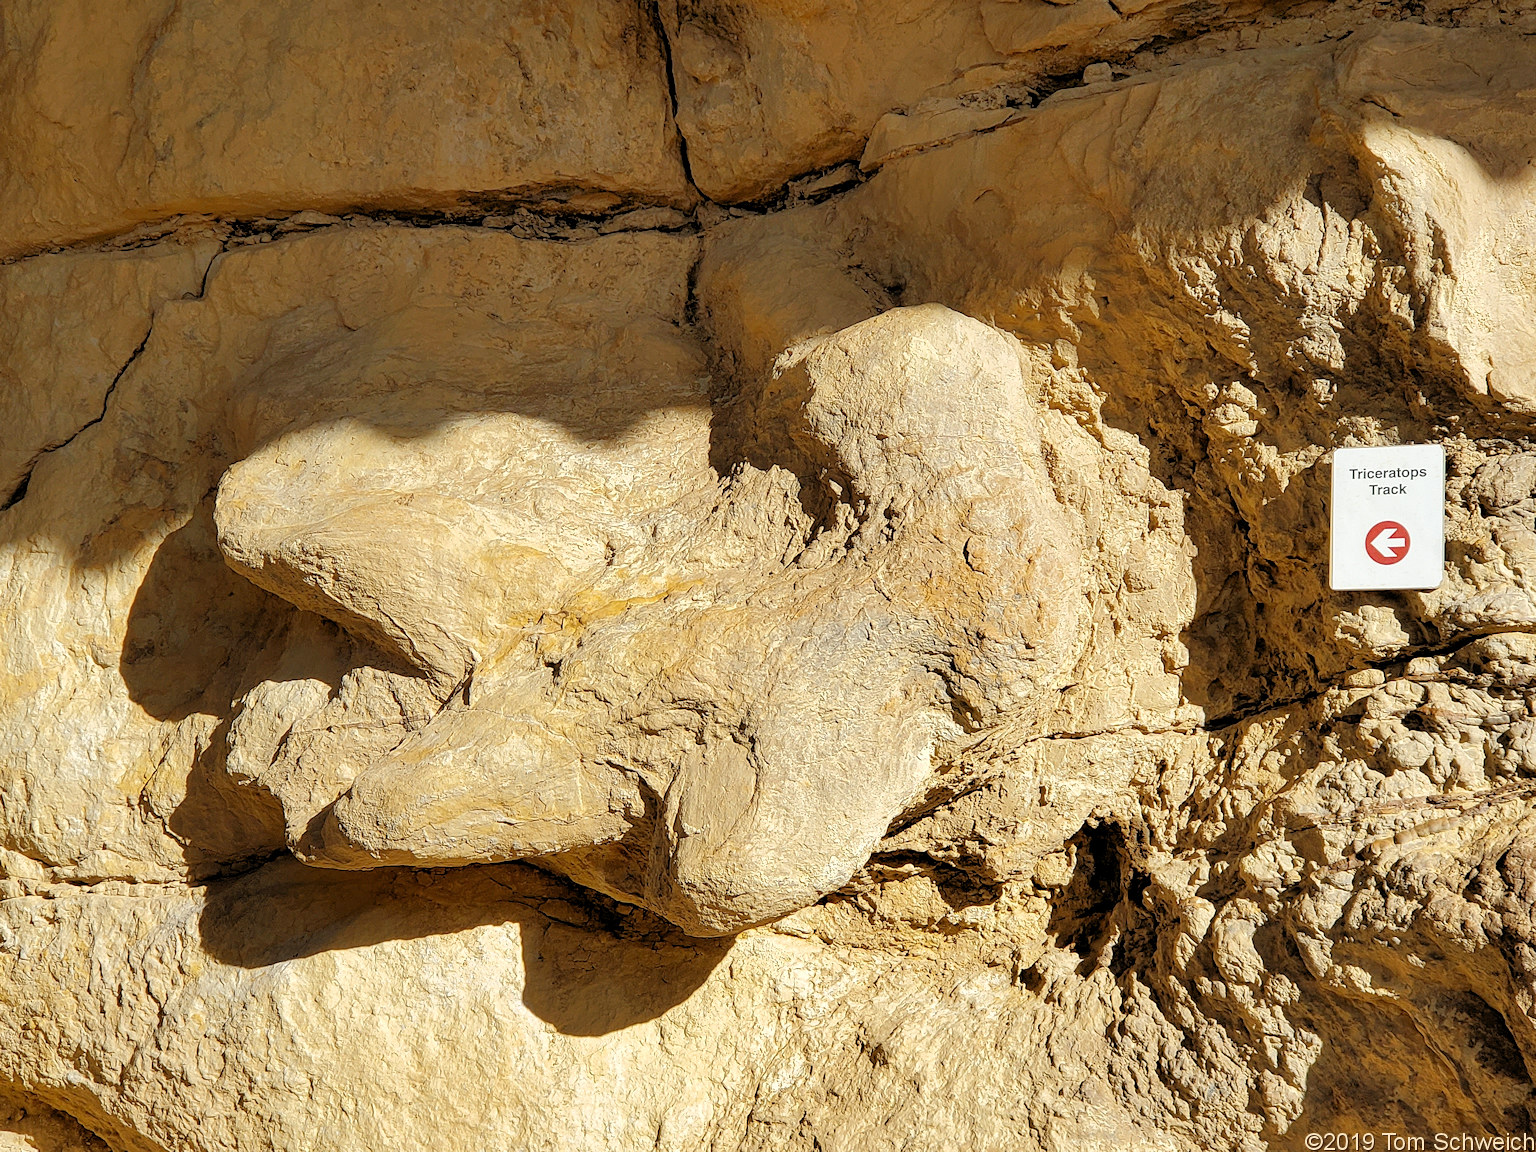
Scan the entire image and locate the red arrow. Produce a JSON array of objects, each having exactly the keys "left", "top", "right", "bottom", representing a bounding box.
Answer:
[{"left": 1365, "top": 520, "right": 1410, "bottom": 565}]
